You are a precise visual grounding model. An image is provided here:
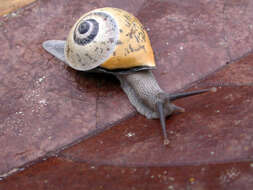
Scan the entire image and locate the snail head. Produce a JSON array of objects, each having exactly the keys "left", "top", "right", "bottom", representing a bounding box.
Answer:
[{"left": 157, "top": 87, "right": 217, "bottom": 145}]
